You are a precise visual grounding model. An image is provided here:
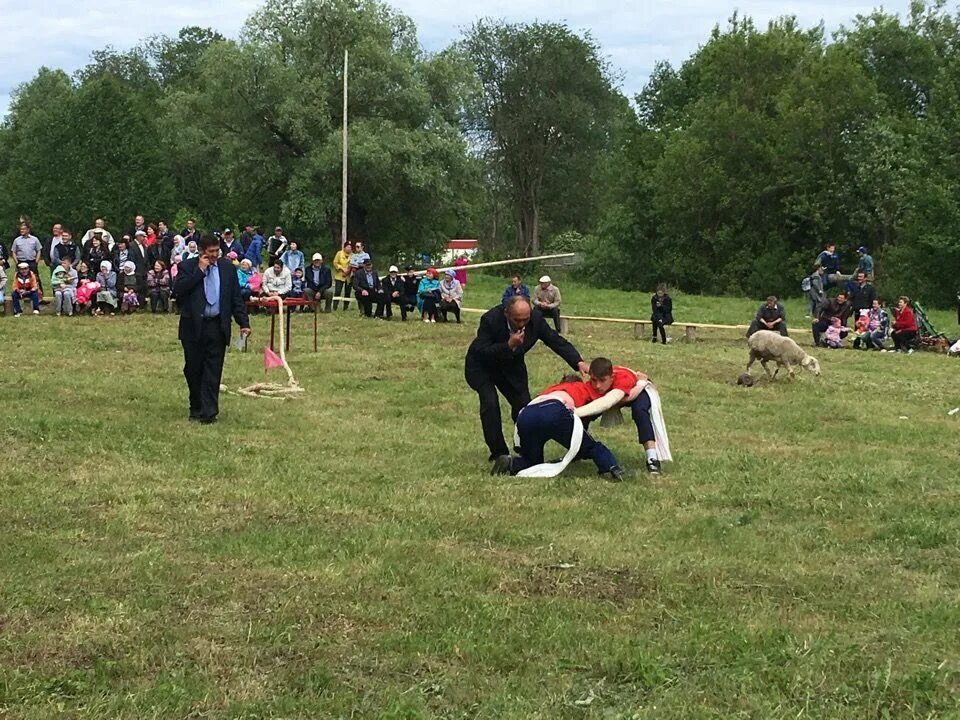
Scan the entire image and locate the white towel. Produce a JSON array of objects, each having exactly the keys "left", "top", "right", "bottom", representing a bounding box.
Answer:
[
  {"left": 644, "top": 385, "right": 673, "bottom": 462},
  {"left": 513, "top": 409, "right": 585, "bottom": 478}
]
